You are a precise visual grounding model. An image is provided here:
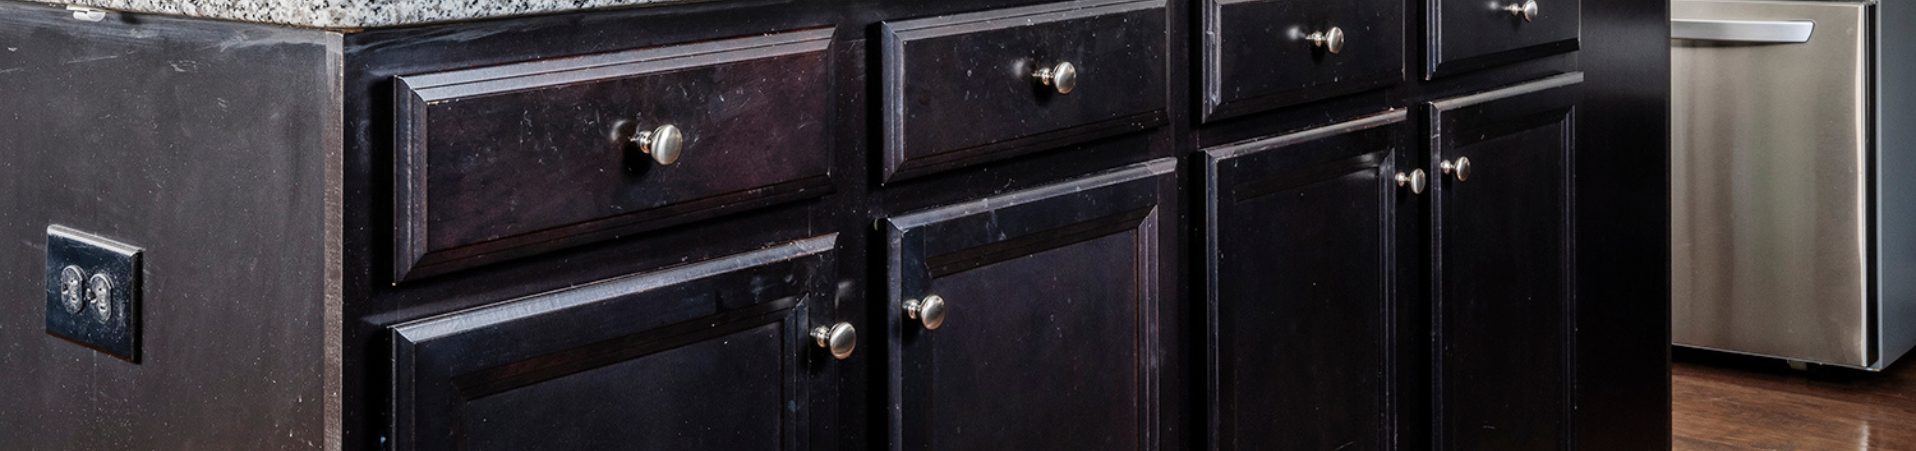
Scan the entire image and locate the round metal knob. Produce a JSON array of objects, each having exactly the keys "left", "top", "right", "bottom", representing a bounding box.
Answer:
[
  {"left": 903, "top": 295, "right": 947, "bottom": 330},
  {"left": 1506, "top": 0, "right": 1539, "bottom": 21},
  {"left": 1033, "top": 62, "right": 1078, "bottom": 95},
  {"left": 631, "top": 124, "right": 684, "bottom": 165},
  {"left": 1306, "top": 27, "right": 1346, "bottom": 54},
  {"left": 1440, "top": 157, "right": 1472, "bottom": 181},
  {"left": 811, "top": 322, "right": 857, "bottom": 360},
  {"left": 1395, "top": 169, "right": 1428, "bottom": 194}
]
